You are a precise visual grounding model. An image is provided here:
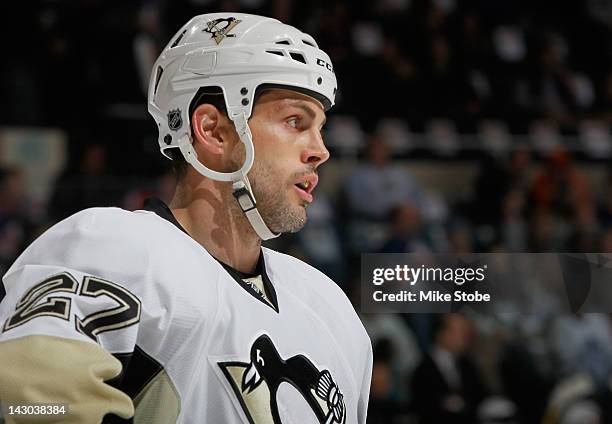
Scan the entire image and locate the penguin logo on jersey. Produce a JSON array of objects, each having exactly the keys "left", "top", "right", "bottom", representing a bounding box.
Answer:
[{"left": 218, "top": 334, "right": 346, "bottom": 423}]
